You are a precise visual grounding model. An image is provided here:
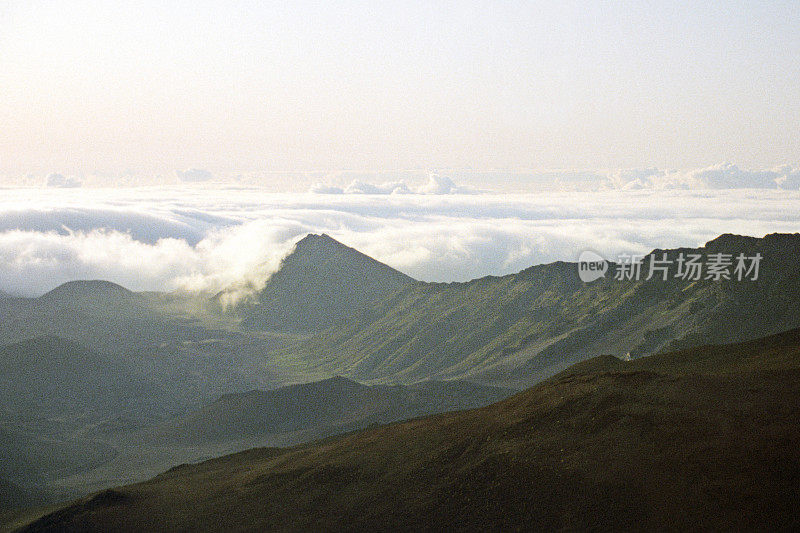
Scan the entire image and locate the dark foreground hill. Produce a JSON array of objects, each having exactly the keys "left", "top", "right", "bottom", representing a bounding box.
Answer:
[
  {"left": 0, "top": 479, "right": 36, "bottom": 511},
  {"left": 21, "top": 328, "right": 800, "bottom": 531}
]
